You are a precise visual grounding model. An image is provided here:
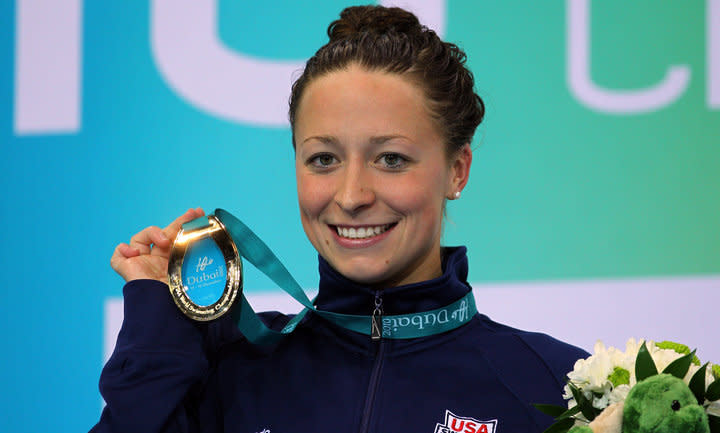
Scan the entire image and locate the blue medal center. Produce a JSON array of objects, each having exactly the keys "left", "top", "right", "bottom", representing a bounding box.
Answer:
[{"left": 181, "top": 237, "right": 227, "bottom": 307}]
